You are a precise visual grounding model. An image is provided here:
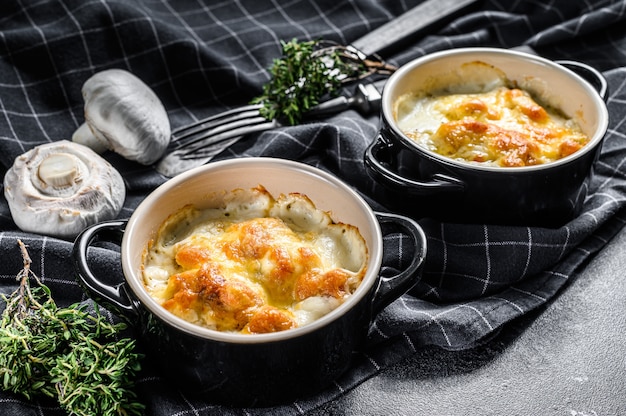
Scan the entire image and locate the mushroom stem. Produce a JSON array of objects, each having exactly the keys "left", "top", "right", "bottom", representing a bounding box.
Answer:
[
  {"left": 72, "top": 122, "right": 109, "bottom": 154},
  {"left": 38, "top": 153, "right": 80, "bottom": 188}
]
